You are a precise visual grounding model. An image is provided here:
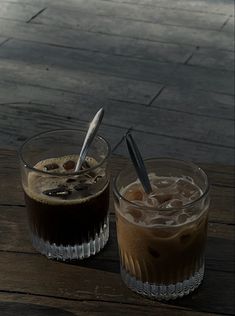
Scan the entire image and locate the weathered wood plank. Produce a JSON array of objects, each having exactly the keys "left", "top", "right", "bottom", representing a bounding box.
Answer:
[
  {"left": 2, "top": 0, "right": 234, "bottom": 16},
  {"left": 29, "top": 0, "right": 229, "bottom": 31},
  {"left": 0, "top": 80, "right": 233, "bottom": 120},
  {"left": 152, "top": 86, "right": 234, "bottom": 120},
  {"left": 2, "top": 39, "right": 234, "bottom": 92},
  {"left": 0, "top": 97, "right": 233, "bottom": 154},
  {"left": 188, "top": 48, "right": 234, "bottom": 71},
  {"left": 0, "top": 105, "right": 124, "bottom": 153},
  {"left": 0, "top": 39, "right": 176, "bottom": 85},
  {"left": 0, "top": 250, "right": 234, "bottom": 314},
  {"left": 167, "top": 64, "right": 234, "bottom": 95},
  {"left": 33, "top": 8, "right": 234, "bottom": 50},
  {"left": 0, "top": 36, "right": 8, "bottom": 46},
  {"left": 0, "top": 96, "right": 233, "bottom": 148},
  {"left": 0, "top": 59, "right": 162, "bottom": 104},
  {"left": 0, "top": 2, "right": 45, "bottom": 22},
  {"left": 99, "top": 0, "right": 234, "bottom": 16},
  {"left": 0, "top": 150, "right": 234, "bottom": 314},
  {"left": 0, "top": 100, "right": 234, "bottom": 164},
  {"left": 0, "top": 19, "right": 193, "bottom": 64},
  {"left": 0, "top": 292, "right": 223, "bottom": 316},
  {"left": 221, "top": 17, "right": 234, "bottom": 33}
]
